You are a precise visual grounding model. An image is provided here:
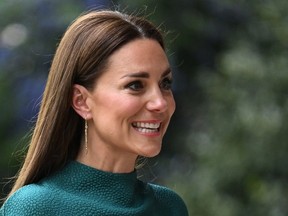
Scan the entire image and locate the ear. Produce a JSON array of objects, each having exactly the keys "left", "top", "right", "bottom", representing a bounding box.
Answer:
[{"left": 71, "top": 84, "right": 91, "bottom": 119}]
